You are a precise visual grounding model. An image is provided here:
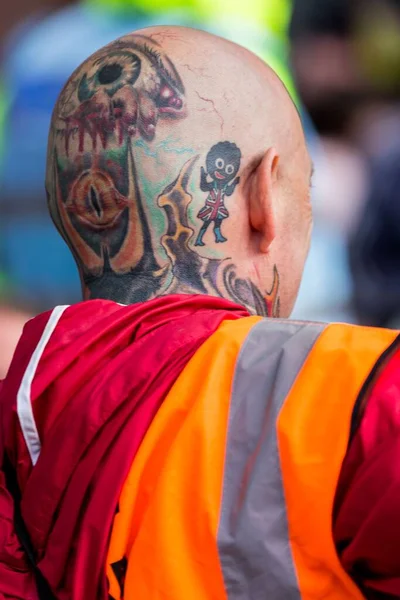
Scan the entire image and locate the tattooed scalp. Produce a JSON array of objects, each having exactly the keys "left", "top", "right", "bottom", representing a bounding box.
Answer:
[{"left": 45, "top": 26, "right": 312, "bottom": 318}]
